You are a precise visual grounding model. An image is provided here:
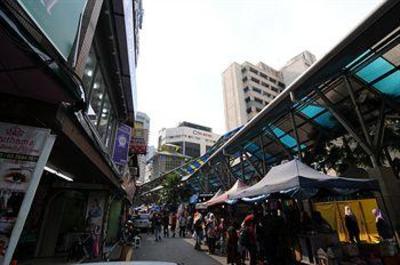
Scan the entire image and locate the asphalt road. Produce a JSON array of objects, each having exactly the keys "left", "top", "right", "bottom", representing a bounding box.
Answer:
[{"left": 134, "top": 234, "right": 226, "bottom": 265}]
